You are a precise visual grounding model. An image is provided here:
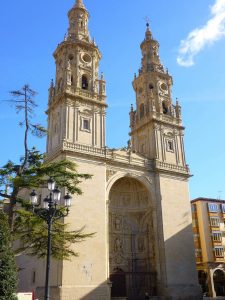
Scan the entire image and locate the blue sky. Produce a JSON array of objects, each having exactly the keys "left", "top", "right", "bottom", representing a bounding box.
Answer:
[{"left": 0, "top": 0, "right": 224, "bottom": 200}]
